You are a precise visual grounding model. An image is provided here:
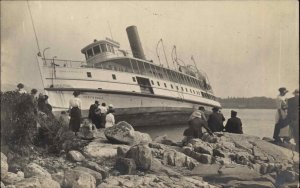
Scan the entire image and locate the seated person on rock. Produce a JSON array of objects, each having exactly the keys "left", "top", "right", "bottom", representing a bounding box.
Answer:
[
  {"left": 78, "top": 118, "right": 97, "bottom": 140},
  {"left": 208, "top": 107, "right": 225, "bottom": 132},
  {"left": 184, "top": 108, "right": 213, "bottom": 140},
  {"left": 224, "top": 110, "right": 243, "bottom": 134},
  {"left": 58, "top": 111, "right": 70, "bottom": 127}
]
